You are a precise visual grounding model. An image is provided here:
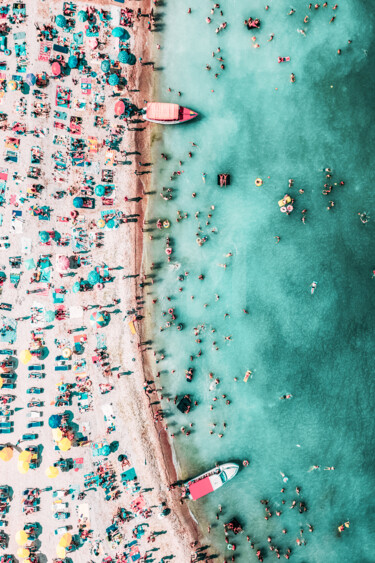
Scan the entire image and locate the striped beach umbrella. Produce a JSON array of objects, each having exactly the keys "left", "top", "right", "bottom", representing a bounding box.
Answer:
[{"left": 90, "top": 311, "right": 110, "bottom": 328}]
